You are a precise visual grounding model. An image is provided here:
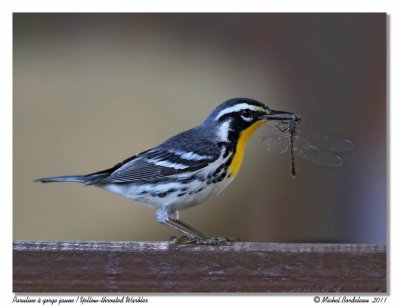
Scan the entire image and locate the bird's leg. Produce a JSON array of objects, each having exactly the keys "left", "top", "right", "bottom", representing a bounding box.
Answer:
[
  {"left": 164, "top": 220, "right": 198, "bottom": 240},
  {"left": 172, "top": 219, "right": 208, "bottom": 239},
  {"left": 172, "top": 213, "right": 241, "bottom": 243},
  {"left": 167, "top": 210, "right": 208, "bottom": 243},
  {"left": 156, "top": 208, "right": 240, "bottom": 245},
  {"left": 156, "top": 208, "right": 202, "bottom": 241},
  {"left": 170, "top": 219, "right": 241, "bottom": 245}
]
